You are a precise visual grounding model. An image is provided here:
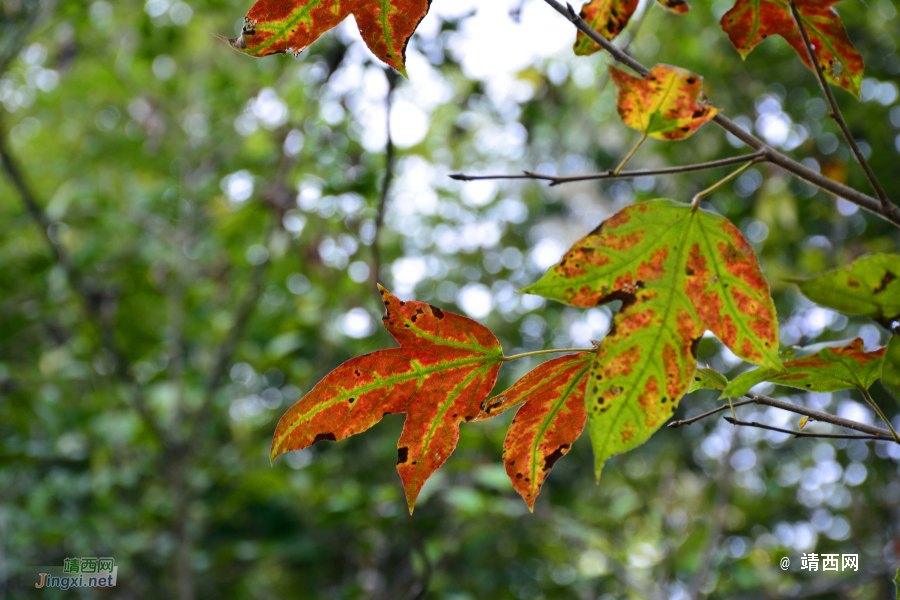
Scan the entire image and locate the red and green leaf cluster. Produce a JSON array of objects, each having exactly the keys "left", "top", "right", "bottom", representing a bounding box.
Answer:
[
  {"left": 224, "top": 0, "right": 431, "bottom": 76},
  {"left": 272, "top": 201, "right": 781, "bottom": 510}
]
